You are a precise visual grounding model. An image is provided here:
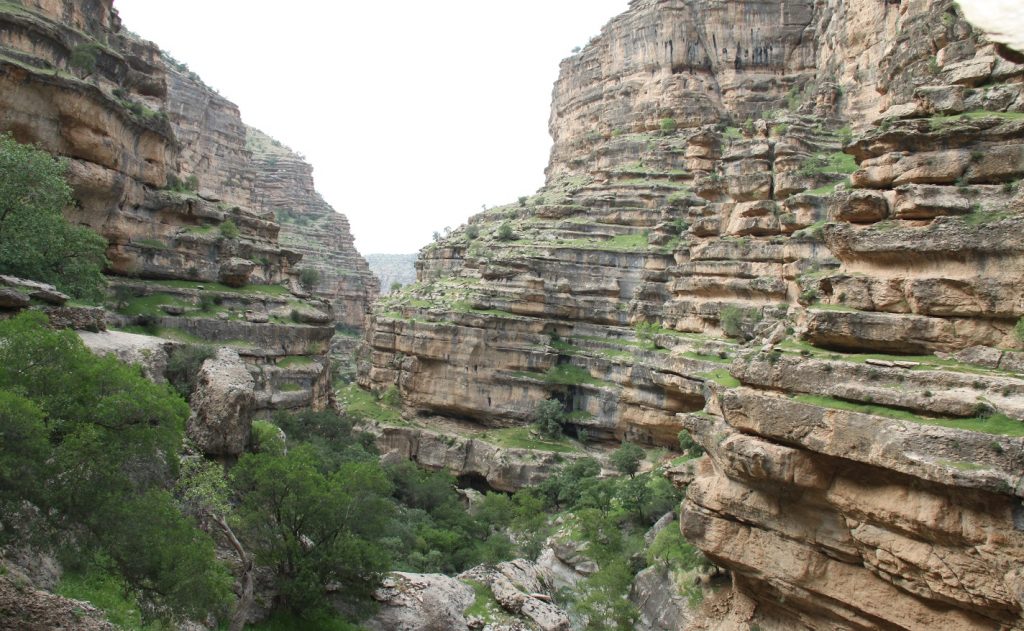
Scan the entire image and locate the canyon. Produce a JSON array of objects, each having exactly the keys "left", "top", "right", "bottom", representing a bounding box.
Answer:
[{"left": 0, "top": 0, "right": 1021, "bottom": 629}]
